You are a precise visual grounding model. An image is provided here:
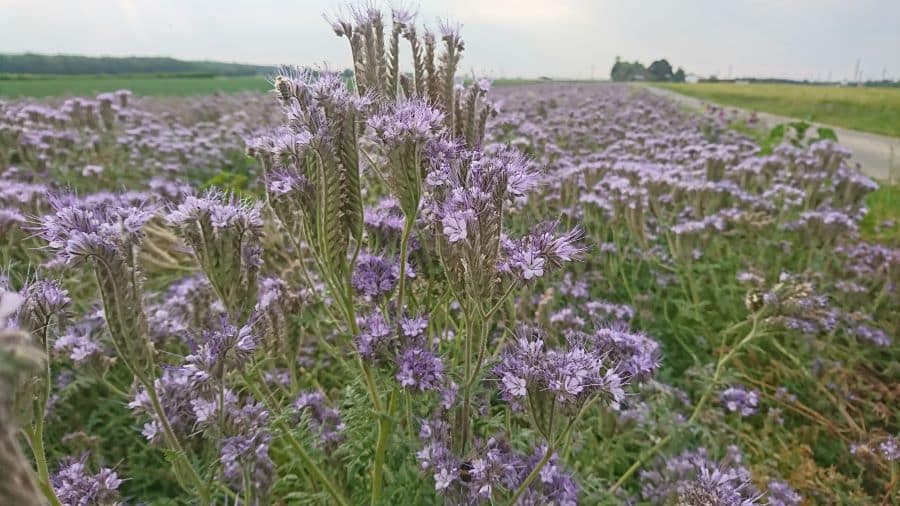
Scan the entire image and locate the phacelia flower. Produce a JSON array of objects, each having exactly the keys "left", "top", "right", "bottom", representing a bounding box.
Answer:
[
  {"left": 396, "top": 347, "right": 445, "bottom": 392},
  {"left": 721, "top": 386, "right": 760, "bottom": 417},
  {"left": 51, "top": 455, "right": 123, "bottom": 506}
]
